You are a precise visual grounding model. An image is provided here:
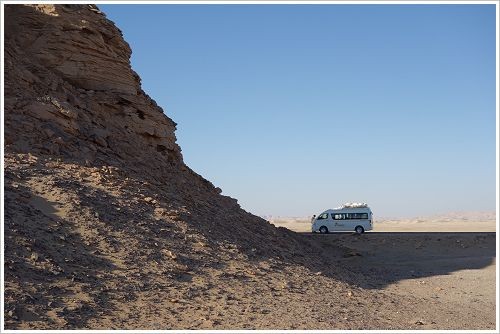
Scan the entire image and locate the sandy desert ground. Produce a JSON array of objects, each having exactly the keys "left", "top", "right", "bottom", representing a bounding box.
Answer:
[
  {"left": 269, "top": 214, "right": 497, "bottom": 330},
  {"left": 298, "top": 231, "right": 496, "bottom": 329},
  {"left": 5, "top": 169, "right": 497, "bottom": 330}
]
